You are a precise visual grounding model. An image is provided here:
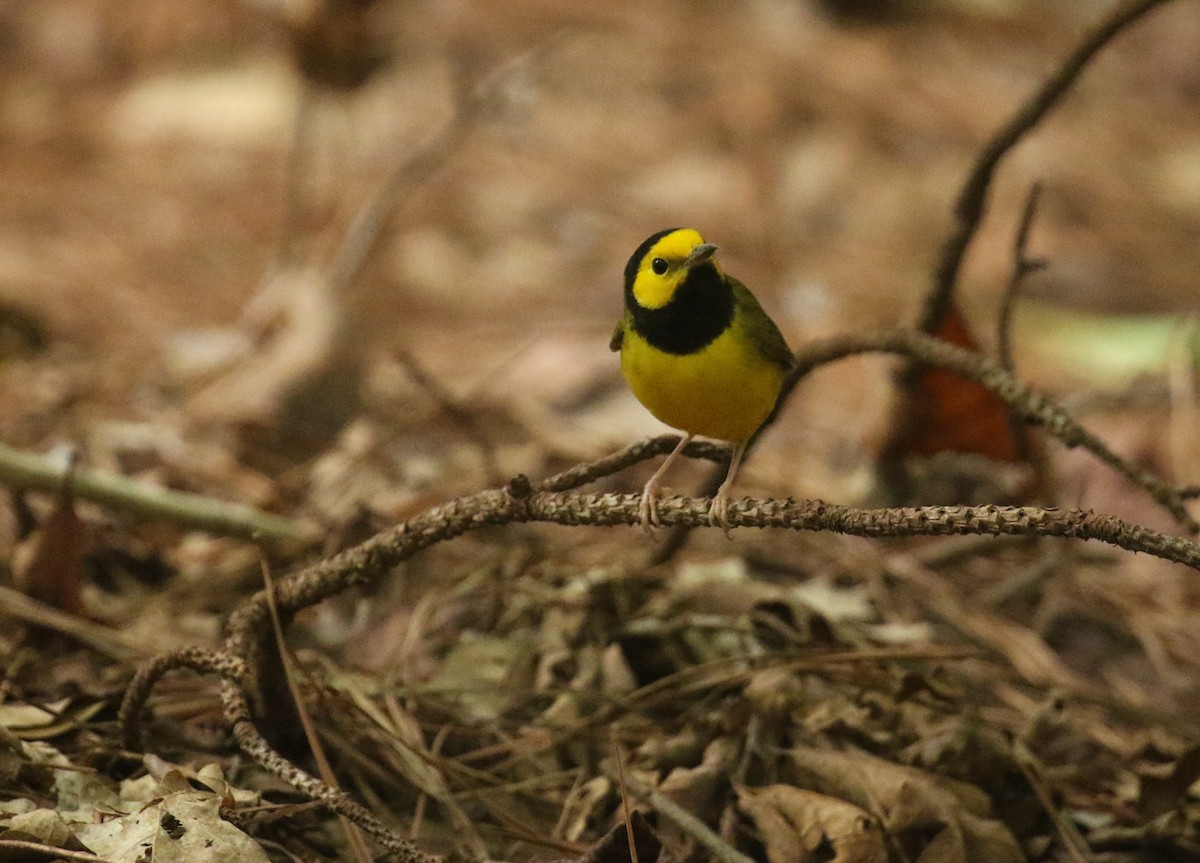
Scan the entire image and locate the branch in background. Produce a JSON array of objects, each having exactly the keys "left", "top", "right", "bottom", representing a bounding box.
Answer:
[
  {"left": 917, "top": 0, "right": 1175, "bottom": 339},
  {"left": 0, "top": 585, "right": 145, "bottom": 661},
  {"left": 996, "top": 182, "right": 1054, "bottom": 491},
  {"left": 783, "top": 329, "right": 1197, "bottom": 533},
  {"left": 0, "top": 443, "right": 315, "bottom": 547},
  {"left": 326, "top": 42, "right": 561, "bottom": 297},
  {"left": 395, "top": 348, "right": 506, "bottom": 486},
  {"left": 997, "top": 182, "right": 1046, "bottom": 374},
  {"left": 654, "top": 314, "right": 1199, "bottom": 565}
]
